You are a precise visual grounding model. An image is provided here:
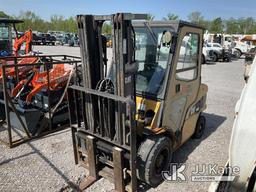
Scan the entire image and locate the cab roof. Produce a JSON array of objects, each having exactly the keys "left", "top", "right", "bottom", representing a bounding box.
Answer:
[
  {"left": 0, "top": 18, "right": 23, "bottom": 24},
  {"left": 132, "top": 20, "right": 205, "bottom": 31}
]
